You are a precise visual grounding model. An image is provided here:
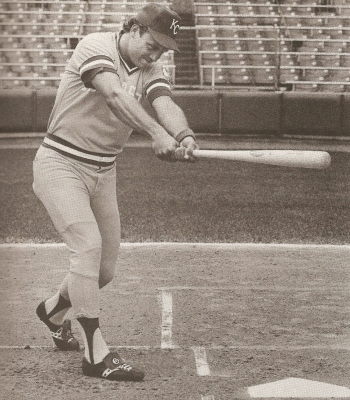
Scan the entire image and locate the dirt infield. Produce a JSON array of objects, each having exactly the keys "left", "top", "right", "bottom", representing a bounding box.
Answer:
[
  {"left": 1, "top": 135, "right": 349, "bottom": 398},
  {"left": 1, "top": 243, "right": 349, "bottom": 399}
]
